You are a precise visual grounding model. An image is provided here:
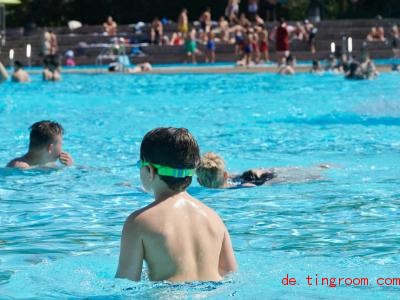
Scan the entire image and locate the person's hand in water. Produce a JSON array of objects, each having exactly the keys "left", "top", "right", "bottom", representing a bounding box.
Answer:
[{"left": 59, "top": 152, "right": 74, "bottom": 166}]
